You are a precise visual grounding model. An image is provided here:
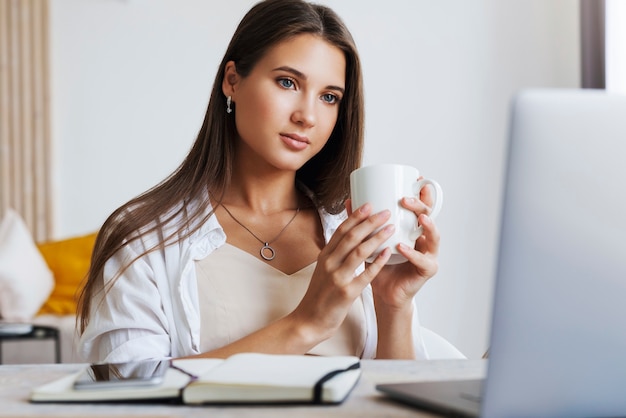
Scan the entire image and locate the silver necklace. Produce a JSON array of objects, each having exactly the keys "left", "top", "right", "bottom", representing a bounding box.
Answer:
[{"left": 219, "top": 203, "right": 300, "bottom": 261}]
